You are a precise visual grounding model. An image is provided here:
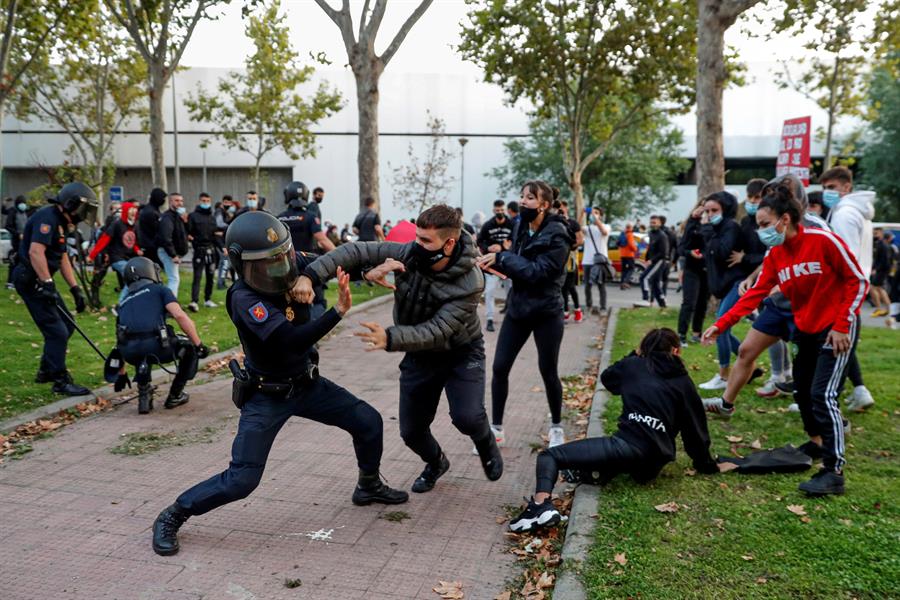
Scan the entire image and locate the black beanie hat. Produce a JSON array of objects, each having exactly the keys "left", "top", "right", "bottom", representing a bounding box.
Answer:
[{"left": 149, "top": 187, "right": 167, "bottom": 207}]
